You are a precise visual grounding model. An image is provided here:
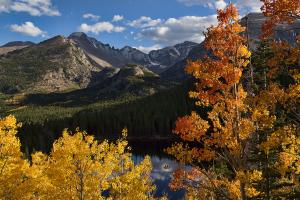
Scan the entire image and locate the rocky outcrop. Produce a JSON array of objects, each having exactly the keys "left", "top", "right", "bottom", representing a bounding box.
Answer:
[{"left": 241, "top": 13, "right": 300, "bottom": 49}]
